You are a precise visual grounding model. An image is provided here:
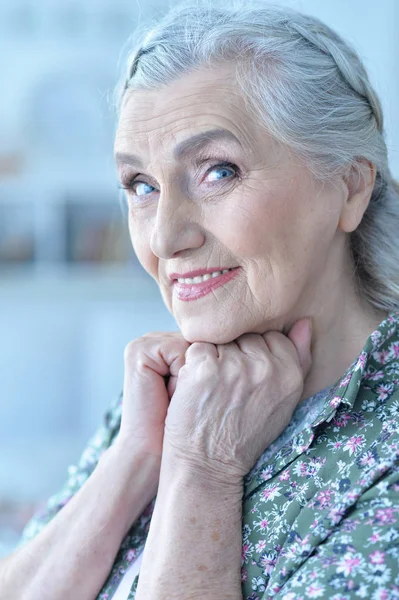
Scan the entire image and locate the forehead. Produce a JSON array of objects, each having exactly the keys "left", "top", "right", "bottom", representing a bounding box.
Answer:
[{"left": 114, "top": 64, "right": 258, "bottom": 155}]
